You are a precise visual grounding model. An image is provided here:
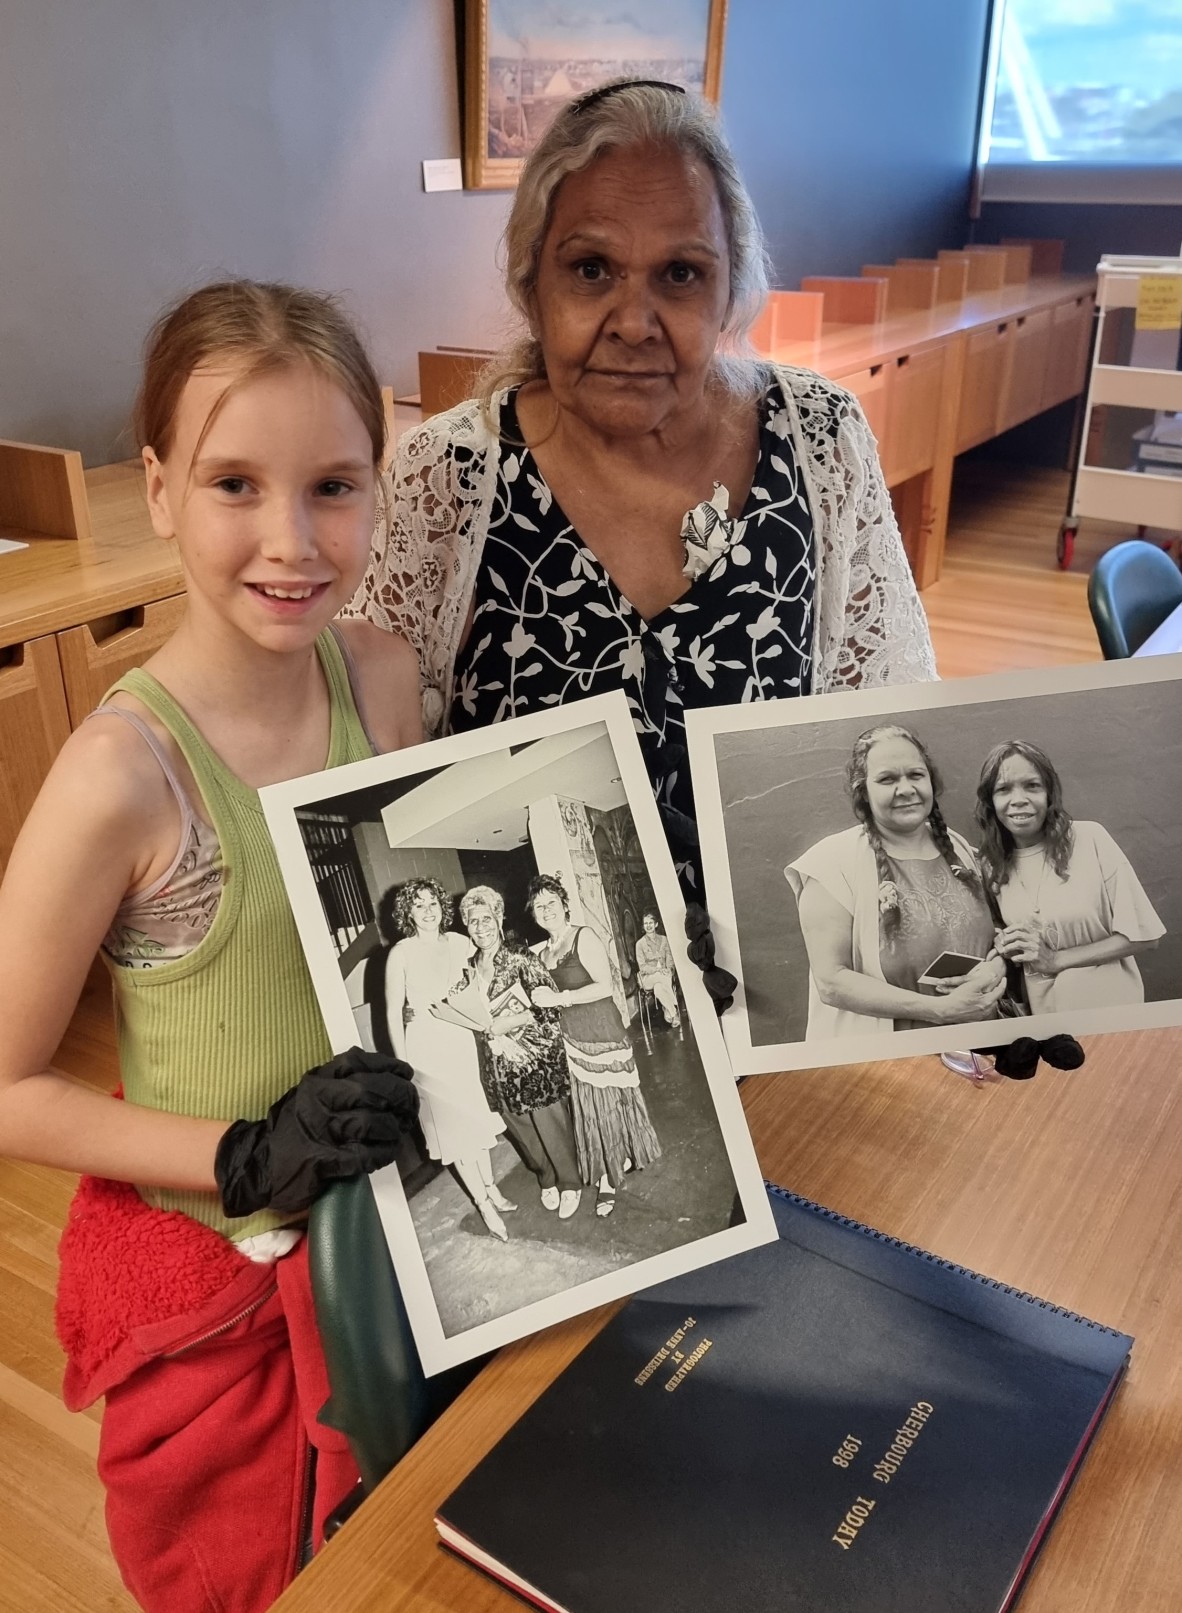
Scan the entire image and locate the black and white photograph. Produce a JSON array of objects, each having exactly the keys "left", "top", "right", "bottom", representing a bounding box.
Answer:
[
  {"left": 261, "top": 694, "right": 773, "bottom": 1373},
  {"left": 688, "top": 658, "right": 1182, "bottom": 1075}
]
